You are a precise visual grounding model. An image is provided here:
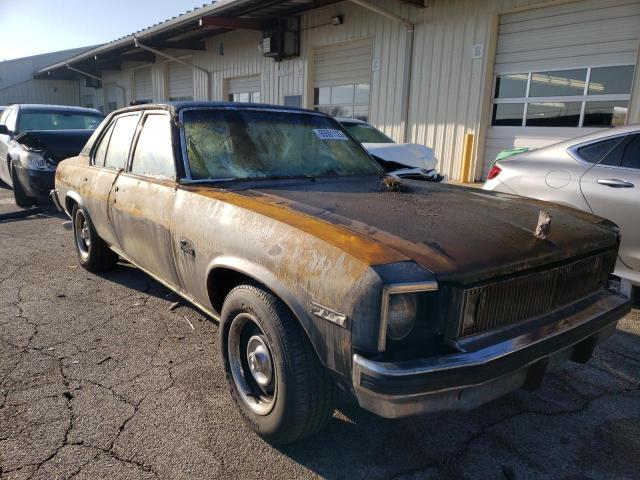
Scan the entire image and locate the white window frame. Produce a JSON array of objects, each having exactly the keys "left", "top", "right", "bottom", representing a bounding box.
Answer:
[{"left": 492, "top": 64, "right": 635, "bottom": 127}]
